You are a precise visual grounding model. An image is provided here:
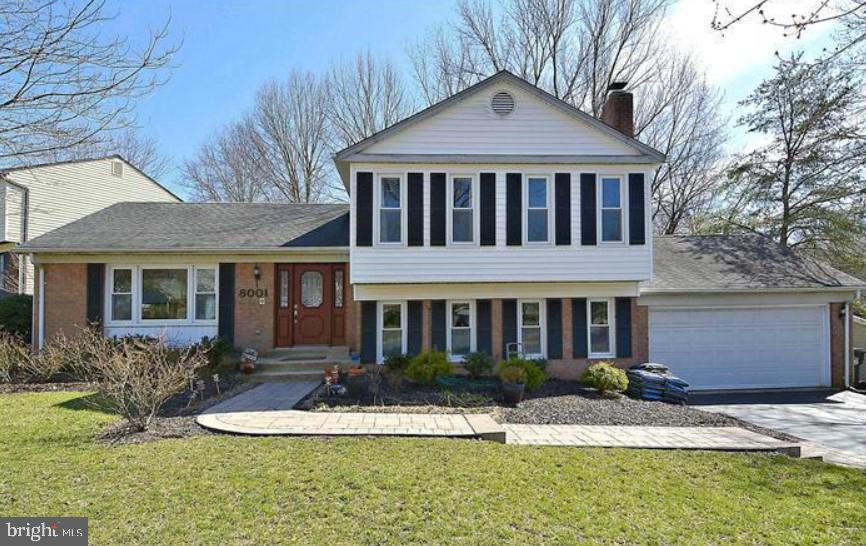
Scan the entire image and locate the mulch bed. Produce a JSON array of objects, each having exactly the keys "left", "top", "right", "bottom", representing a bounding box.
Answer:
[{"left": 298, "top": 380, "right": 499, "bottom": 414}]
